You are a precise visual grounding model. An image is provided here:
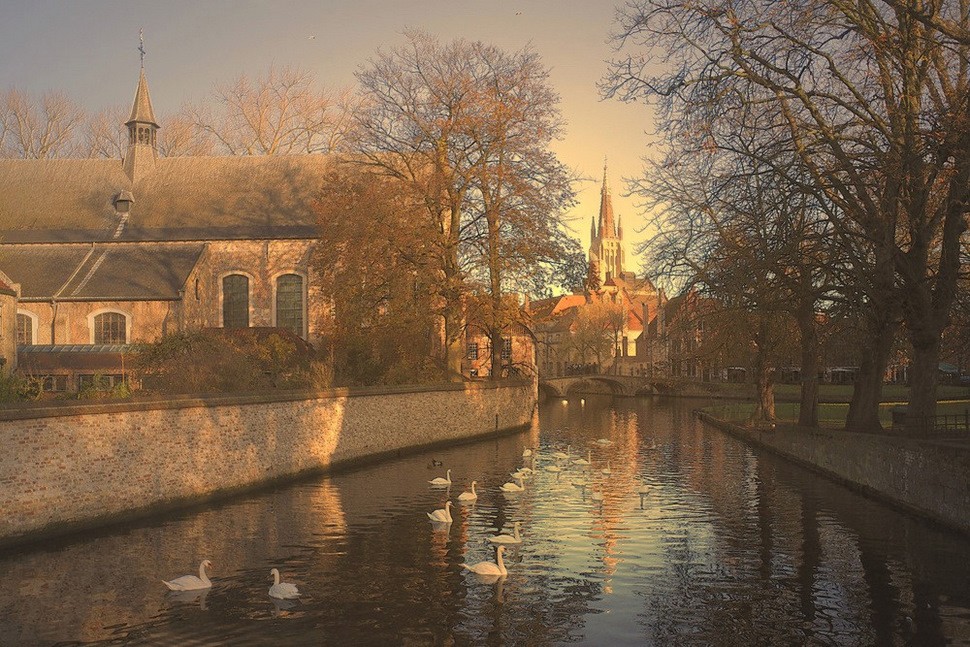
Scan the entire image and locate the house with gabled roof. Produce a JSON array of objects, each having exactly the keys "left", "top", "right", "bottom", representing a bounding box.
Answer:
[{"left": 0, "top": 65, "right": 329, "bottom": 392}]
